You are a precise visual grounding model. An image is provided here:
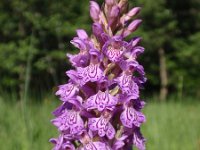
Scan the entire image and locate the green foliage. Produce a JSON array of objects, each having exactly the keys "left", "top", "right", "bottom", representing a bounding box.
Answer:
[
  {"left": 143, "top": 101, "right": 200, "bottom": 149},
  {"left": 0, "top": 97, "right": 199, "bottom": 150},
  {"left": 0, "top": 0, "right": 199, "bottom": 98},
  {"left": 131, "top": 0, "right": 200, "bottom": 97},
  {"left": 172, "top": 33, "right": 200, "bottom": 96},
  {"left": 0, "top": 0, "right": 90, "bottom": 91}
]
